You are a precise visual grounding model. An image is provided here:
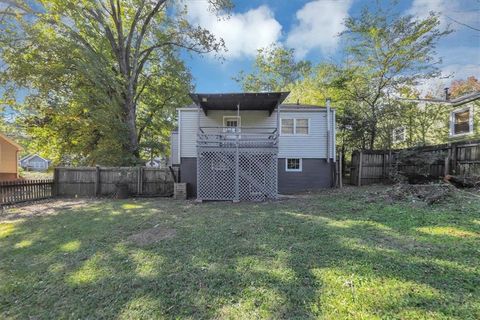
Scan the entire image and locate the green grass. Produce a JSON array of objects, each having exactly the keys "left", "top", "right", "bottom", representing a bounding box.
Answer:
[{"left": 1, "top": 187, "right": 479, "bottom": 319}]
